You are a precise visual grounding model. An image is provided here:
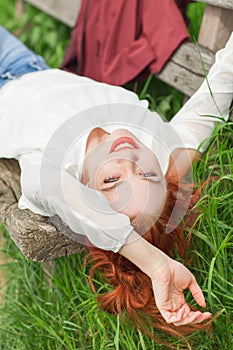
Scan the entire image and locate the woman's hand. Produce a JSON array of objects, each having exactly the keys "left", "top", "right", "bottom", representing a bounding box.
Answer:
[
  {"left": 150, "top": 258, "right": 212, "bottom": 326},
  {"left": 119, "top": 231, "right": 211, "bottom": 326}
]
